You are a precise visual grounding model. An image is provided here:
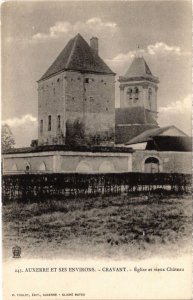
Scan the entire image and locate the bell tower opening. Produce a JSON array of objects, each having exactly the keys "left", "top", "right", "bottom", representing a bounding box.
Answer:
[{"left": 119, "top": 55, "right": 159, "bottom": 121}]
